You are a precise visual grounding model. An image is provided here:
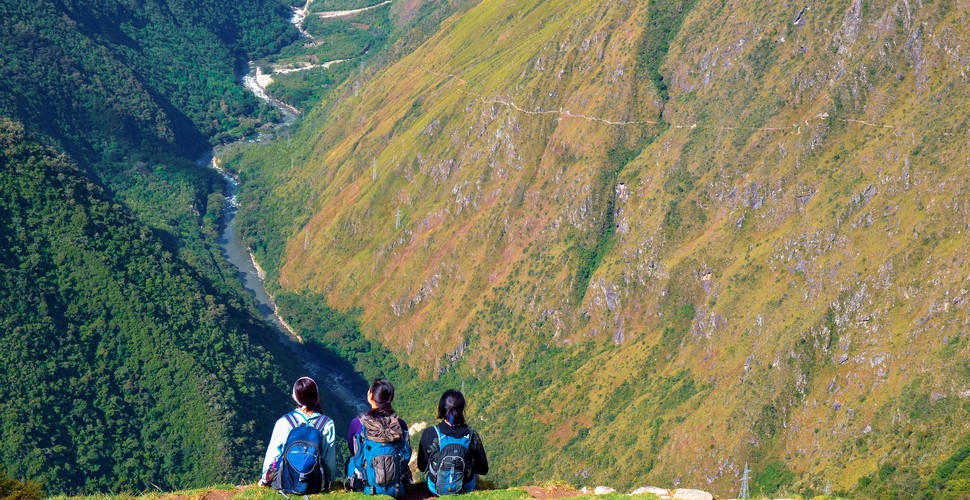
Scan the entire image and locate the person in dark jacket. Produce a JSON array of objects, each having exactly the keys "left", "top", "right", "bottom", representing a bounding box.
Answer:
[{"left": 418, "top": 389, "right": 488, "bottom": 495}]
